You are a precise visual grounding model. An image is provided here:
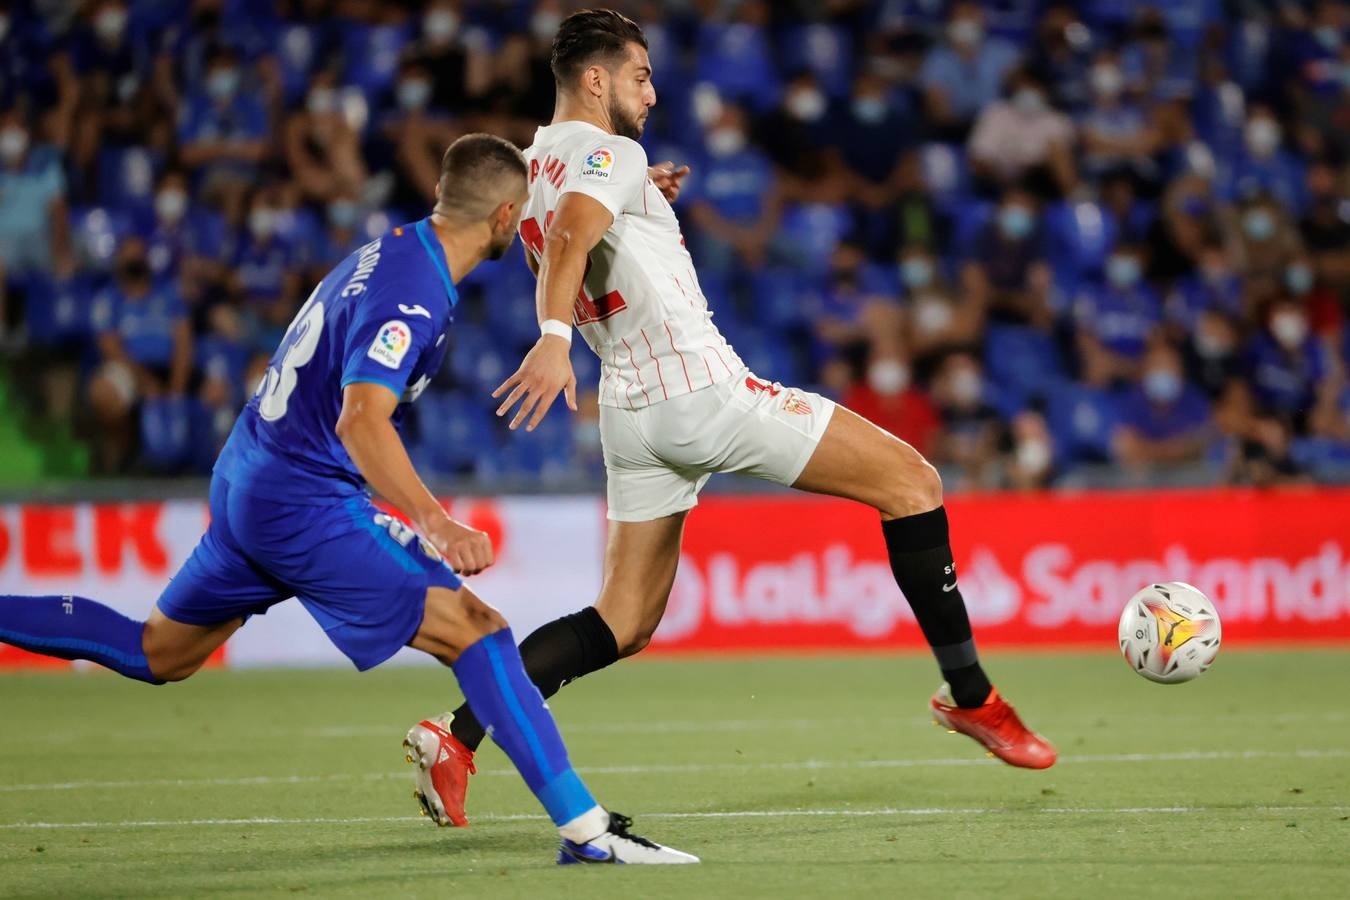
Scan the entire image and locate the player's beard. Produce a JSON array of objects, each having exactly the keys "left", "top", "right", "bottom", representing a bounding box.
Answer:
[{"left": 607, "top": 87, "right": 644, "bottom": 140}]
